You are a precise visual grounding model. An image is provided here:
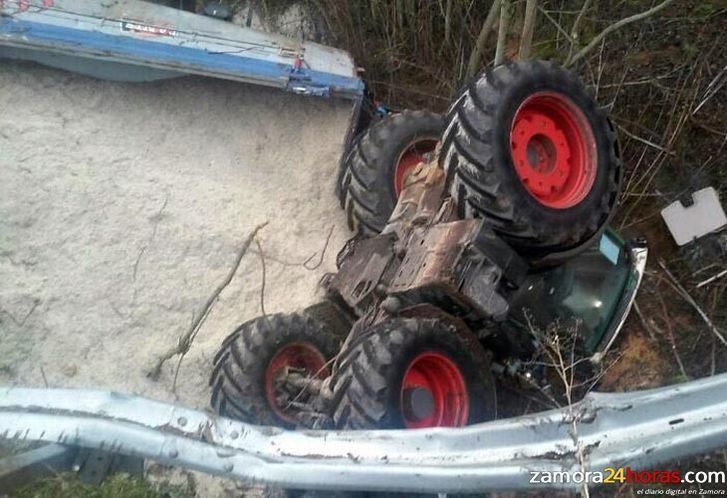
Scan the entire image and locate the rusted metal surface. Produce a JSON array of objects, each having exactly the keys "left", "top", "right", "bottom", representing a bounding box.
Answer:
[
  {"left": 326, "top": 235, "right": 396, "bottom": 313},
  {"left": 2, "top": 374, "right": 727, "bottom": 492},
  {"left": 388, "top": 220, "right": 481, "bottom": 292},
  {"left": 388, "top": 219, "right": 527, "bottom": 320},
  {"left": 326, "top": 162, "right": 526, "bottom": 321},
  {"left": 383, "top": 162, "right": 450, "bottom": 232}
]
